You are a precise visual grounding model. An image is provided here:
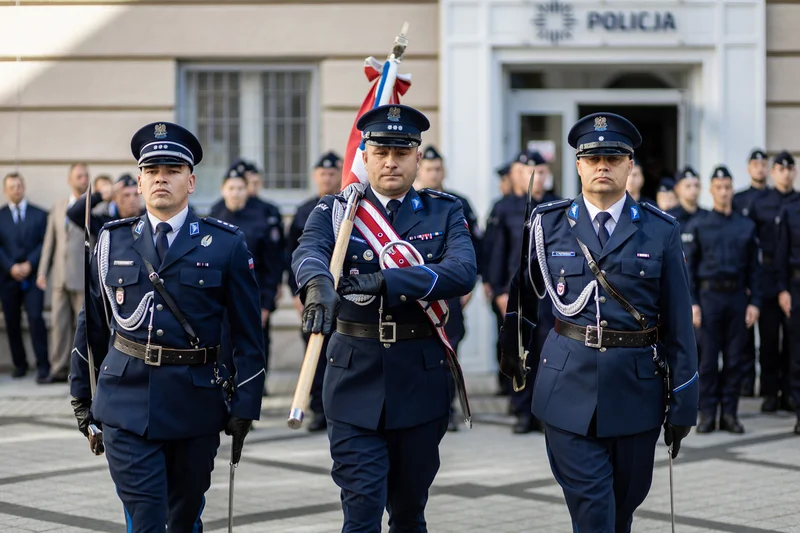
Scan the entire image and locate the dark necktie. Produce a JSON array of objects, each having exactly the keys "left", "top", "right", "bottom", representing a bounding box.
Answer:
[
  {"left": 386, "top": 199, "right": 402, "bottom": 223},
  {"left": 595, "top": 212, "right": 612, "bottom": 248},
  {"left": 155, "top": 222, "right": 172, "bottom": 264},
  {"left": 11, "top": 206, "right": 19, "bottom": 225}
]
